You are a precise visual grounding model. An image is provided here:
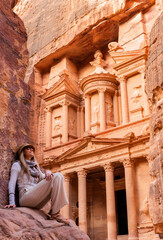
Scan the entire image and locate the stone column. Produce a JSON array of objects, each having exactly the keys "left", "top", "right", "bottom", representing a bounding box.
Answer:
[
  {"left": 80, "top": 107, "right": 85, "bottom": 137},
  {"left": 104, "top": 163, "right": 117, "bottom": 240},
  {"left": 99, "top": 88, "right": 106, "bottom": 131},
  {"left": 84, "top": 95, "right": 91, "bottom": 132},
  {"left": 123, "top": 159, "right": 138, "bottom": 240},
  {"left": 113, "top": 90, "right": 119, "bottom": 125},
  {"left": 77, "top": 169, "right": 87, "bottom": 233},
  {"left": 45, "top": 107, "right": 52, "bottom": 147},
  {"left": 77, "top": 107, "right": 81, "bottom": 138},
  {"left": 62, "top": 174, "right": 70, "bottom": 219},
  {"left": 119, "top": 77, "right": 129, "bottom": 124},
  {"left": 62, "top": 100, "right": 69, "bottom": 143}
]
